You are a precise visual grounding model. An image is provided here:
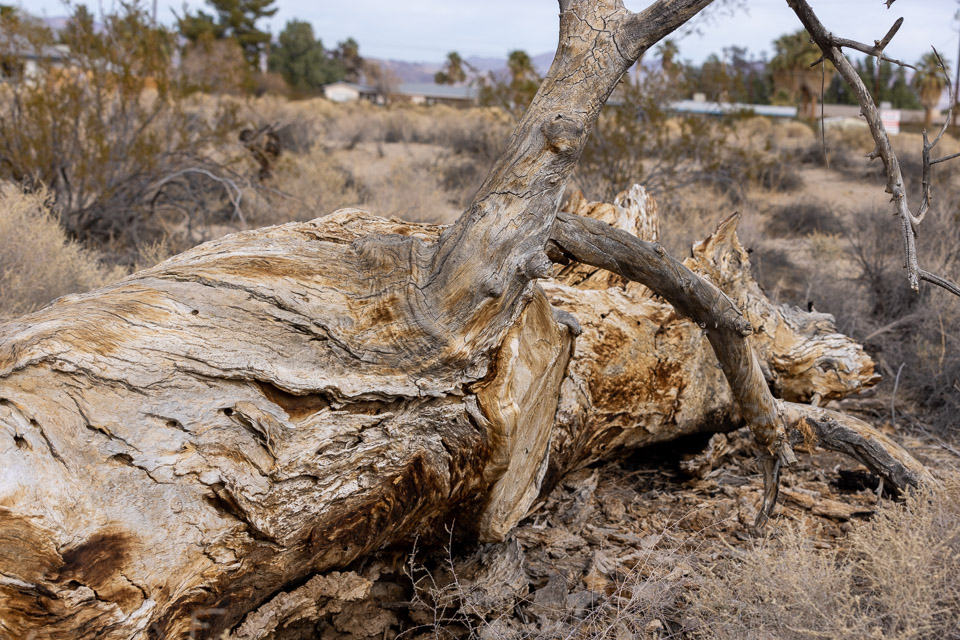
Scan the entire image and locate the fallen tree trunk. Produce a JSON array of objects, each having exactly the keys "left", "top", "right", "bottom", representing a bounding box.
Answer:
[
  {"left": 0, "top": 0, "right": 931, "bottom": 637},
  {"left": 0, "top": 195, "right": 927, "bottom": 639}
]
